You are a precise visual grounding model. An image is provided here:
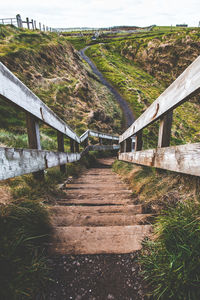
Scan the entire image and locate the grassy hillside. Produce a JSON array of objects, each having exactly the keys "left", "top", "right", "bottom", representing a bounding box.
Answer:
[
  {"left": 113, "top": 160, "right": 200, "bottom": 299},
  {"left": 84, "top": 27, "right": 200, "bottom": 148},
  {"left": 0, "top": 25, "right": 122, "bottom": 149}
]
